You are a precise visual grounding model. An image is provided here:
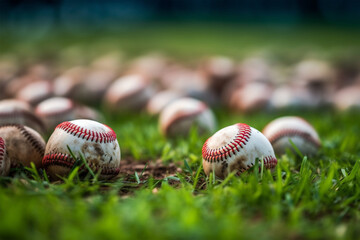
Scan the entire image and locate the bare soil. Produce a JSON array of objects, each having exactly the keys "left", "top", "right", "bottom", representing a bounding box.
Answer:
[{"left": 118, "top": 158, "right": 182, "bottom": 181}]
